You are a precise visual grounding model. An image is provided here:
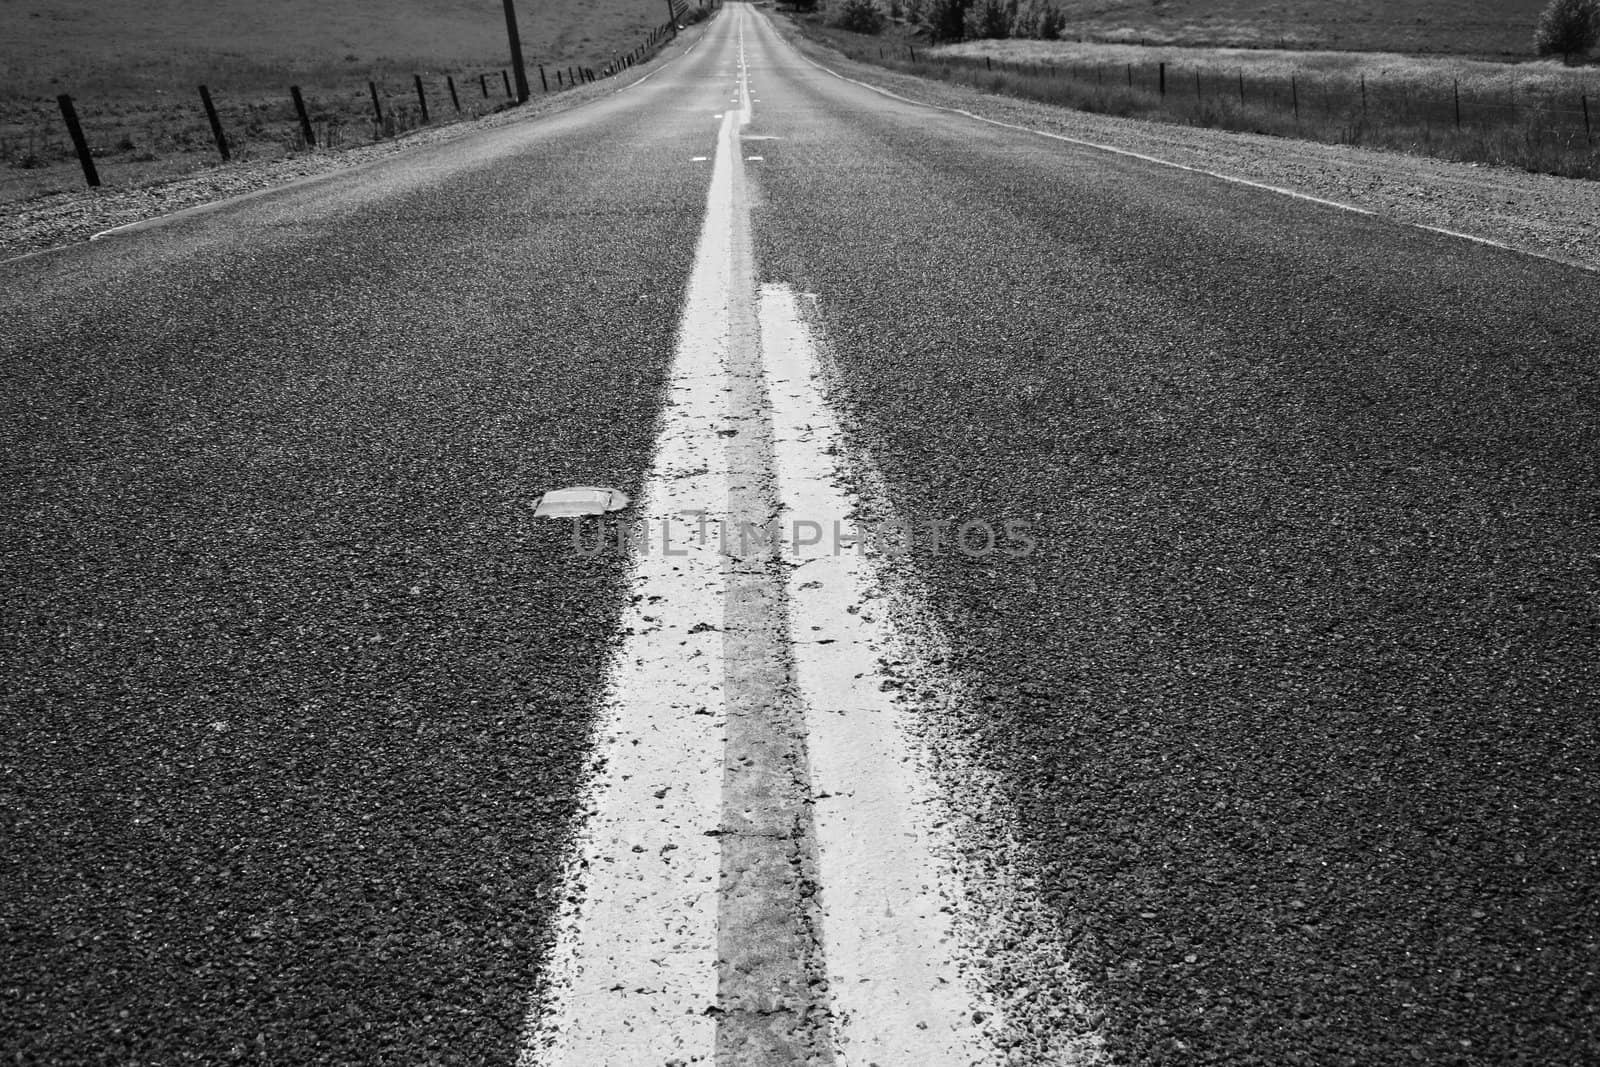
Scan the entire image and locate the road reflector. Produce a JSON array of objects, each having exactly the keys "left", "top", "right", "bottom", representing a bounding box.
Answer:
[{"left": 533, "top": 486, "right": 631, "bottom": 518}]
